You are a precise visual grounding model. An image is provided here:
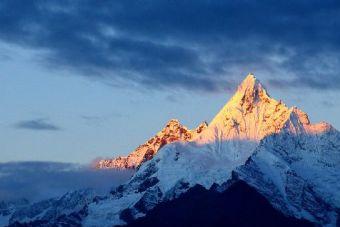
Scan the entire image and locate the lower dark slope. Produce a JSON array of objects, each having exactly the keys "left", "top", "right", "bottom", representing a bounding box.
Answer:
[
  {"left": 6, "top": 208, "right": 86, "bottom": 227},
  {"left": 124, "top": 181, "right": 314, "bottom": 227}
]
